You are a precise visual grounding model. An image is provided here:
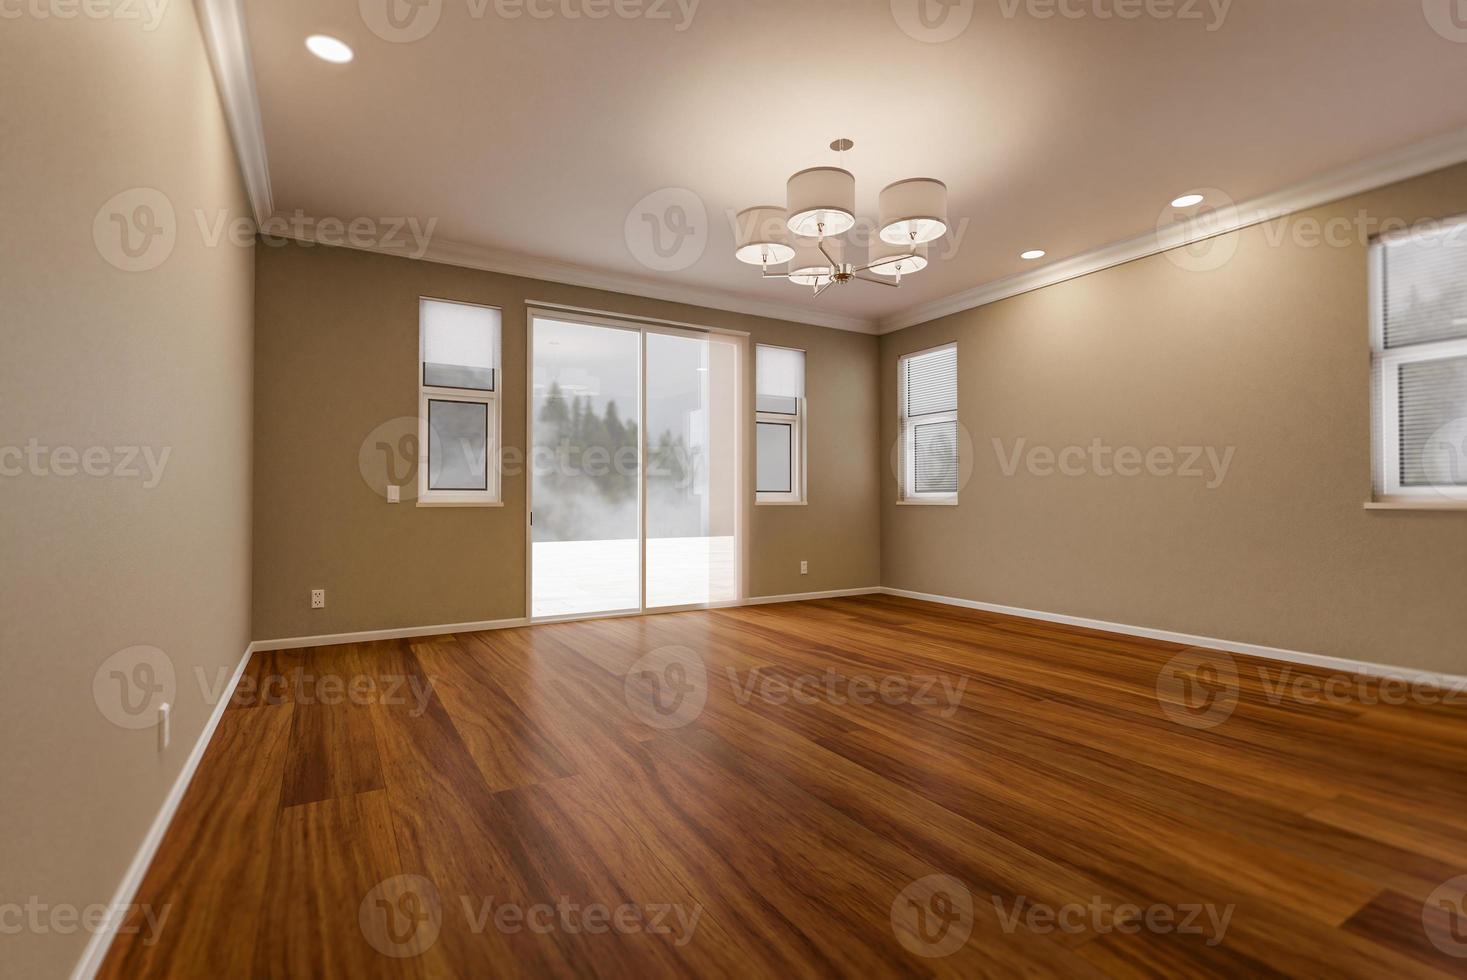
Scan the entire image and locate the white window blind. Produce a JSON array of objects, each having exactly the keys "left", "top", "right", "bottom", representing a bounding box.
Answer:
[
  {"left": 756, "top": 345, "right": 806, "bottom": 502},
  {"left": 422, "top": 298, "right": 499, "bottom": 391},
  {"left": 1372, "top": 218, "right": 1467, "bottom": 499},
  {"left": 756, "top": 345, "right": 805, "bottom": 415},
  {"left": 899, "top": 344, "right": 958, "bottom": 500}
]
